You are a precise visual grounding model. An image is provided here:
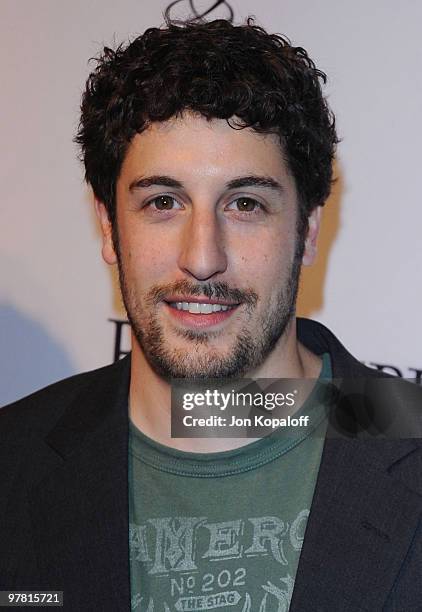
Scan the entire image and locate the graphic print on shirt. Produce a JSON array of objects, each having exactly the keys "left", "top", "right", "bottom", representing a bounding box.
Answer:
[{"left": 130, "top": 509, "right": 308, "bottom": 611}]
